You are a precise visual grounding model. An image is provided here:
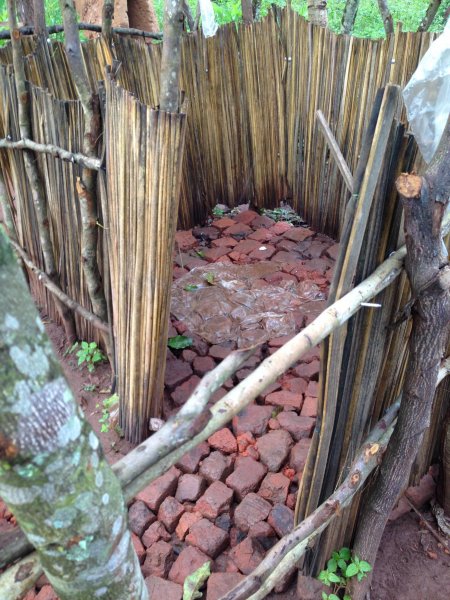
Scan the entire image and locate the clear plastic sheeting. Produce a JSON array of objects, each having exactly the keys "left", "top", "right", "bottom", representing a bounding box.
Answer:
[
  {"left": 199, "top": 0, "right": 218, "bottom": 37},
  {"left": 171, "top": 263, "right": 326, "bottom": 347},
  {"left": 403, "top": 20, "right": 450, "bottom": 163}
]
